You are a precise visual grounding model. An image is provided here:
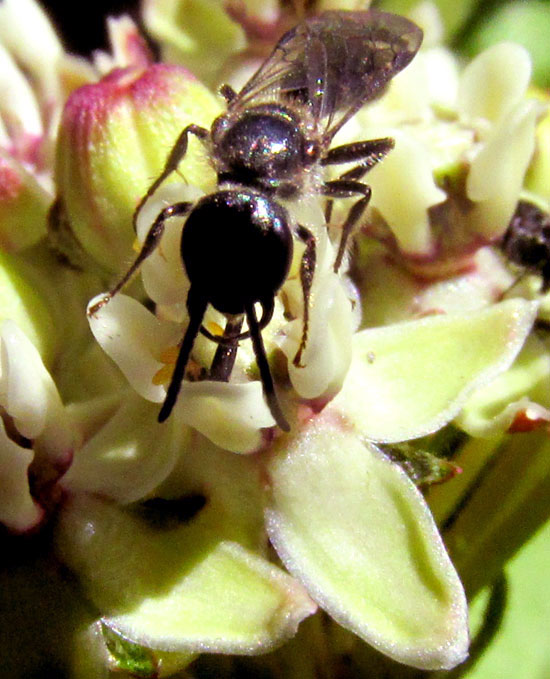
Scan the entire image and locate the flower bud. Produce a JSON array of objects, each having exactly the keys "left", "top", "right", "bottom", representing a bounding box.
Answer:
[
  {"left": 0, "top": 152, "right": 50, "bottom": 252},
  {"left": 55, "top": 63, "right": 221, "bottom": 273}
]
